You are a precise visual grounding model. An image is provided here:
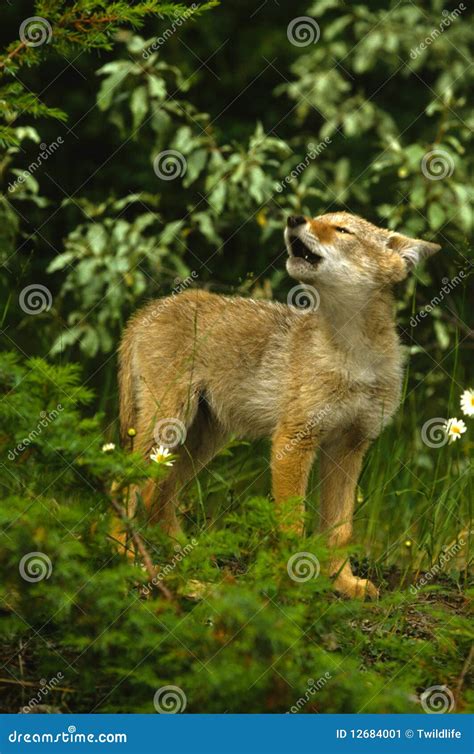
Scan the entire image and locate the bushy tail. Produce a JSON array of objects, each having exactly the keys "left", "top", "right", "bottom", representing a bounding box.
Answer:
[{"left": 118, "top": 329, "right": 137, "bottom": 445}]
